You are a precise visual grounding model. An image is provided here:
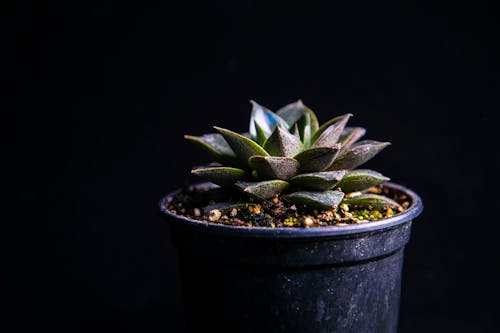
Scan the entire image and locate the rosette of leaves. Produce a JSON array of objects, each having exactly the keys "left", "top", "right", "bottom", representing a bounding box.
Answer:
[{"left": 185, "top": 100, "right": 400, "bottom": 210}]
